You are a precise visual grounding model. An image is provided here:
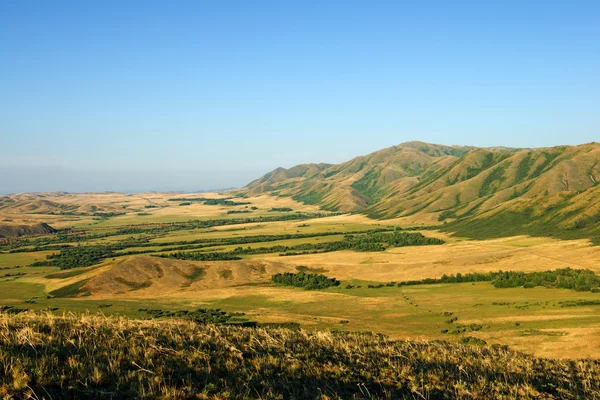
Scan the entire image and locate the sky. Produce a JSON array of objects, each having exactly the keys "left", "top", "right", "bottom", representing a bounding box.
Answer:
[{"left": 1, "top": 0, "right": 599, "bottom": 193}]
